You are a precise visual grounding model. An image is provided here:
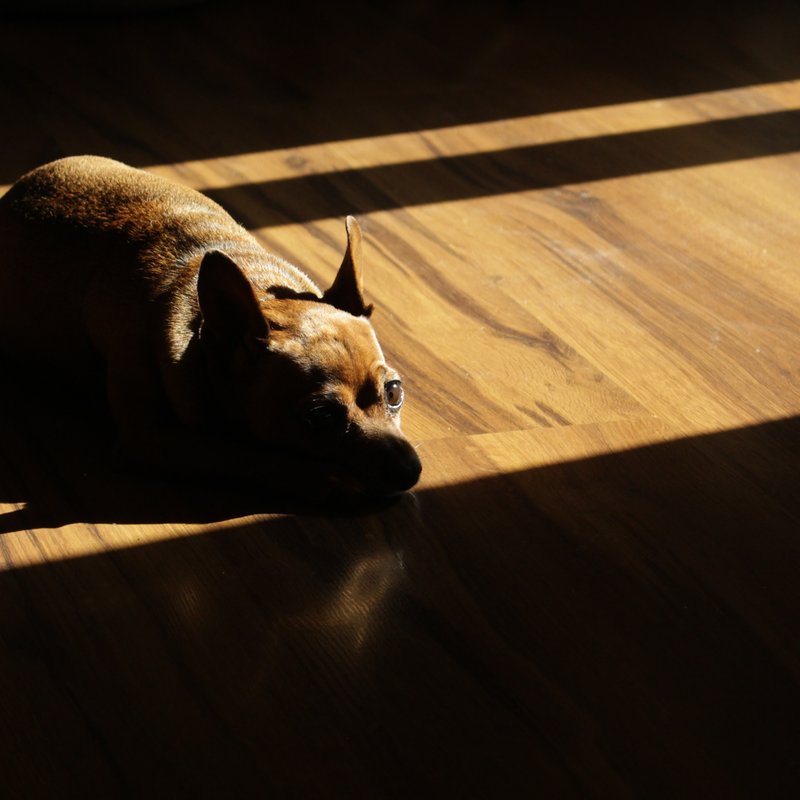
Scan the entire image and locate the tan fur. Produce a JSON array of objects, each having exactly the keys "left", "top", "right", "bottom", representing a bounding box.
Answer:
[{"left": 0, "top": 156, "right": 421, "bottom": 498}]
